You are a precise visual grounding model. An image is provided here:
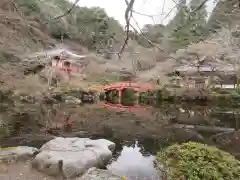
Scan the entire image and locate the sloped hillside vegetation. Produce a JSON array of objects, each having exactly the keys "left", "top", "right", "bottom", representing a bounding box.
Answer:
[
  {"left": 0, "top": 0, "right": 54, "bottom": 59},
  {"left": 0, "top": 0, "right": 124, "bottom": 89},
  {"left": 0, "top": 0, "right": 123, "bottom": 65},
  {"left": 17, "top": 0, "right": 123, "bottom": 51}
]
